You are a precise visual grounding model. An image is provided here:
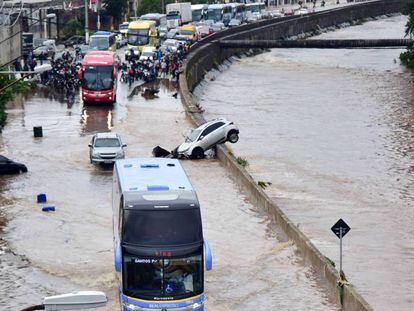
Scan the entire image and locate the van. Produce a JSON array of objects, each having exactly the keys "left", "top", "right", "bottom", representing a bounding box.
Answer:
[{"left": 179, "top": 24, "right": 198, "bottom": 43}]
